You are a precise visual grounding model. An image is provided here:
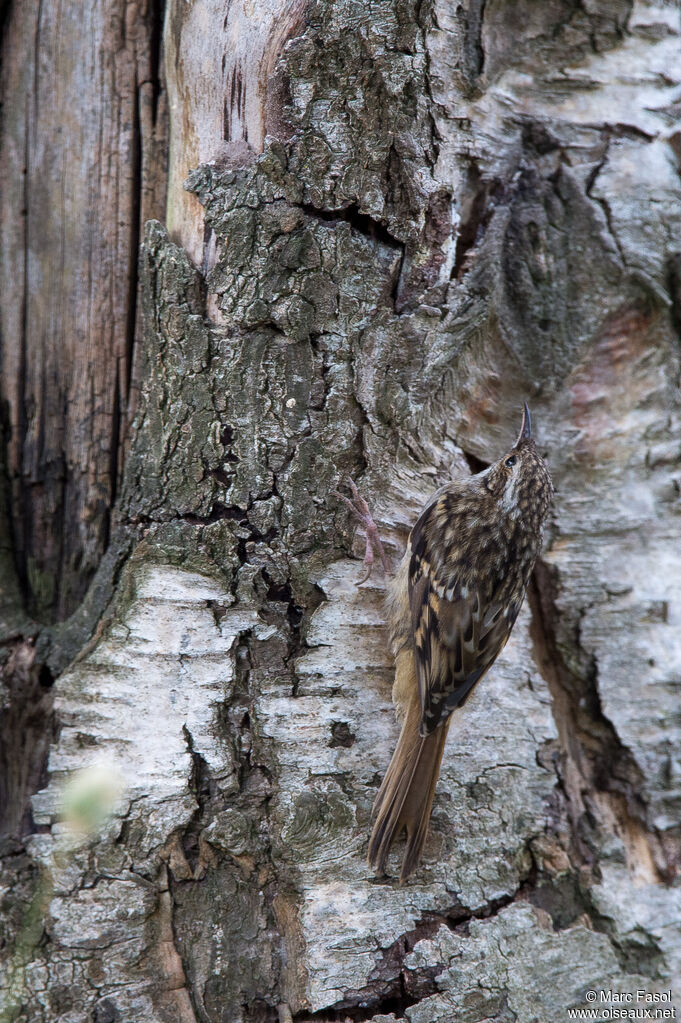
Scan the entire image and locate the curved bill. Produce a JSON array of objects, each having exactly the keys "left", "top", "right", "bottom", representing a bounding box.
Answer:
[{"left": 515, "top": 402, "right": 532, "bottom": 445}]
